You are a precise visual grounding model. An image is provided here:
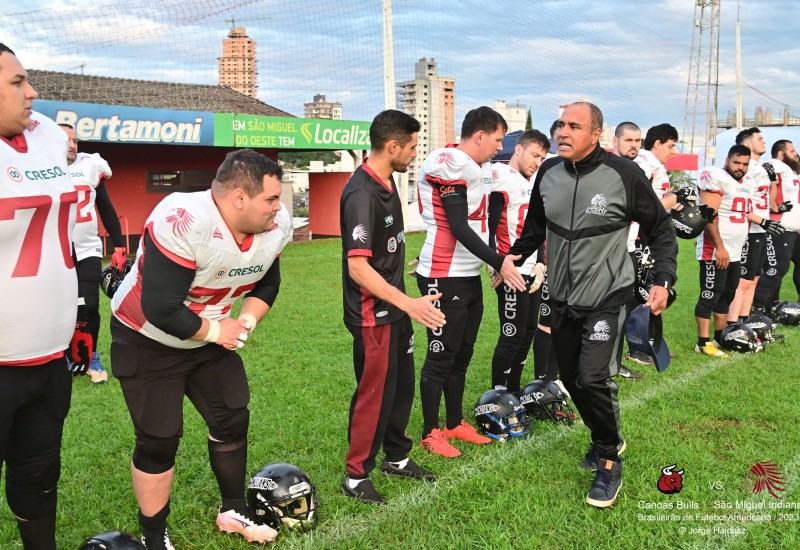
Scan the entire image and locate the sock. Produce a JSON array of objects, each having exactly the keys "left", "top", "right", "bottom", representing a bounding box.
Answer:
[
  {"left": 420, "top": 376, "right": 443, "bottom": 438},
  {"left": 16, "top": 514, "right": 56, "bottom": 550},
  {"left": 738, "top": 316, "right": 747, "bottom": 323},
  {"left": 346, "top": 476, "right": 366, "bottom": 489},
  {"left": 389, "top": 458, "right": 409, "bottom": 469},
  {"left": 491, "top": 352, "right": 512, "bottom": 389},
  {"left": 208, "top": 438, "right": 248, "bottom": 506},
  {"left": 727, "top": 321, "right": 736, "bottom": 326},
  {"left": 698, "top": 337, "right": 709, "bottom": 347},
  {"left": 443, "top": 374, "right": 465, "bottom": 430},
  {"left": 714, "top": 329, "right": 723, "bottom": 342},
  {"left": 533, "top": 328, "right": 551, "bottom": 379},
  {"left": 139, "top": 501, "right": 170, "bottom": 539}
]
